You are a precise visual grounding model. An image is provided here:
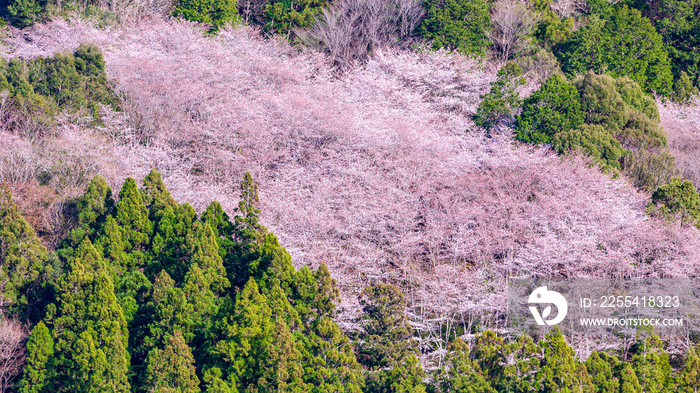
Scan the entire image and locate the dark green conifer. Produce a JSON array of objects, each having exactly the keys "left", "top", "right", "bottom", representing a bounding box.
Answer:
[
  {"left": 148, "top": 203, "right": 197, "bottom": 283},
  {"left": 433, "top": 337, "right": 495, "bottom": 393},
  {"left": 50, "top": 238, "right": 130, "bottom": 392},
  {"left": 617, "top": 363, "right": 642, "bottom": 393},
  {"left": 515, "top": 73, "right": 584, "bottom": 144},
  {"left": 537, "top": 329, "right": 592, "bottom": 393},
  {"left": 585, "top": 352, "right": 619, "bottom": 393},
  {"left": 75, "top": 175, "right": 115, "bottom": 239},
  {"left": 471, "top": 330, "right": 505, "bottom": 384},
  {"left": 0, "top": 185, "right": 49, "bottom": 310},
  {"left": 357, "top": 283, "right": 415, "bottom": 369},
  {"left": 632, "top": 336, "right": 672, "bottom": 393},
  {"left": 18, "top": 321, "right": 53, "bottom": 393},
  {"left": 679, "top": 346, "right": 700, "bottom": 393},
  {"left": 215, "top": 278, "right": 303, "bottom": 392},
  {"left": 182, "top": 223, "right": 230, "bottom": 341},
  {"left": 116, "top": 177, "right": 153, "bottom": 256},
  {"left": 141, "top": 169, "right": 177, "bottom": 222},
  {"left": 499, "top": 335, "right": 541, "bottom": 393},
  {"left": 144, "top": 331, "right": 201, "bottom": 393}
]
